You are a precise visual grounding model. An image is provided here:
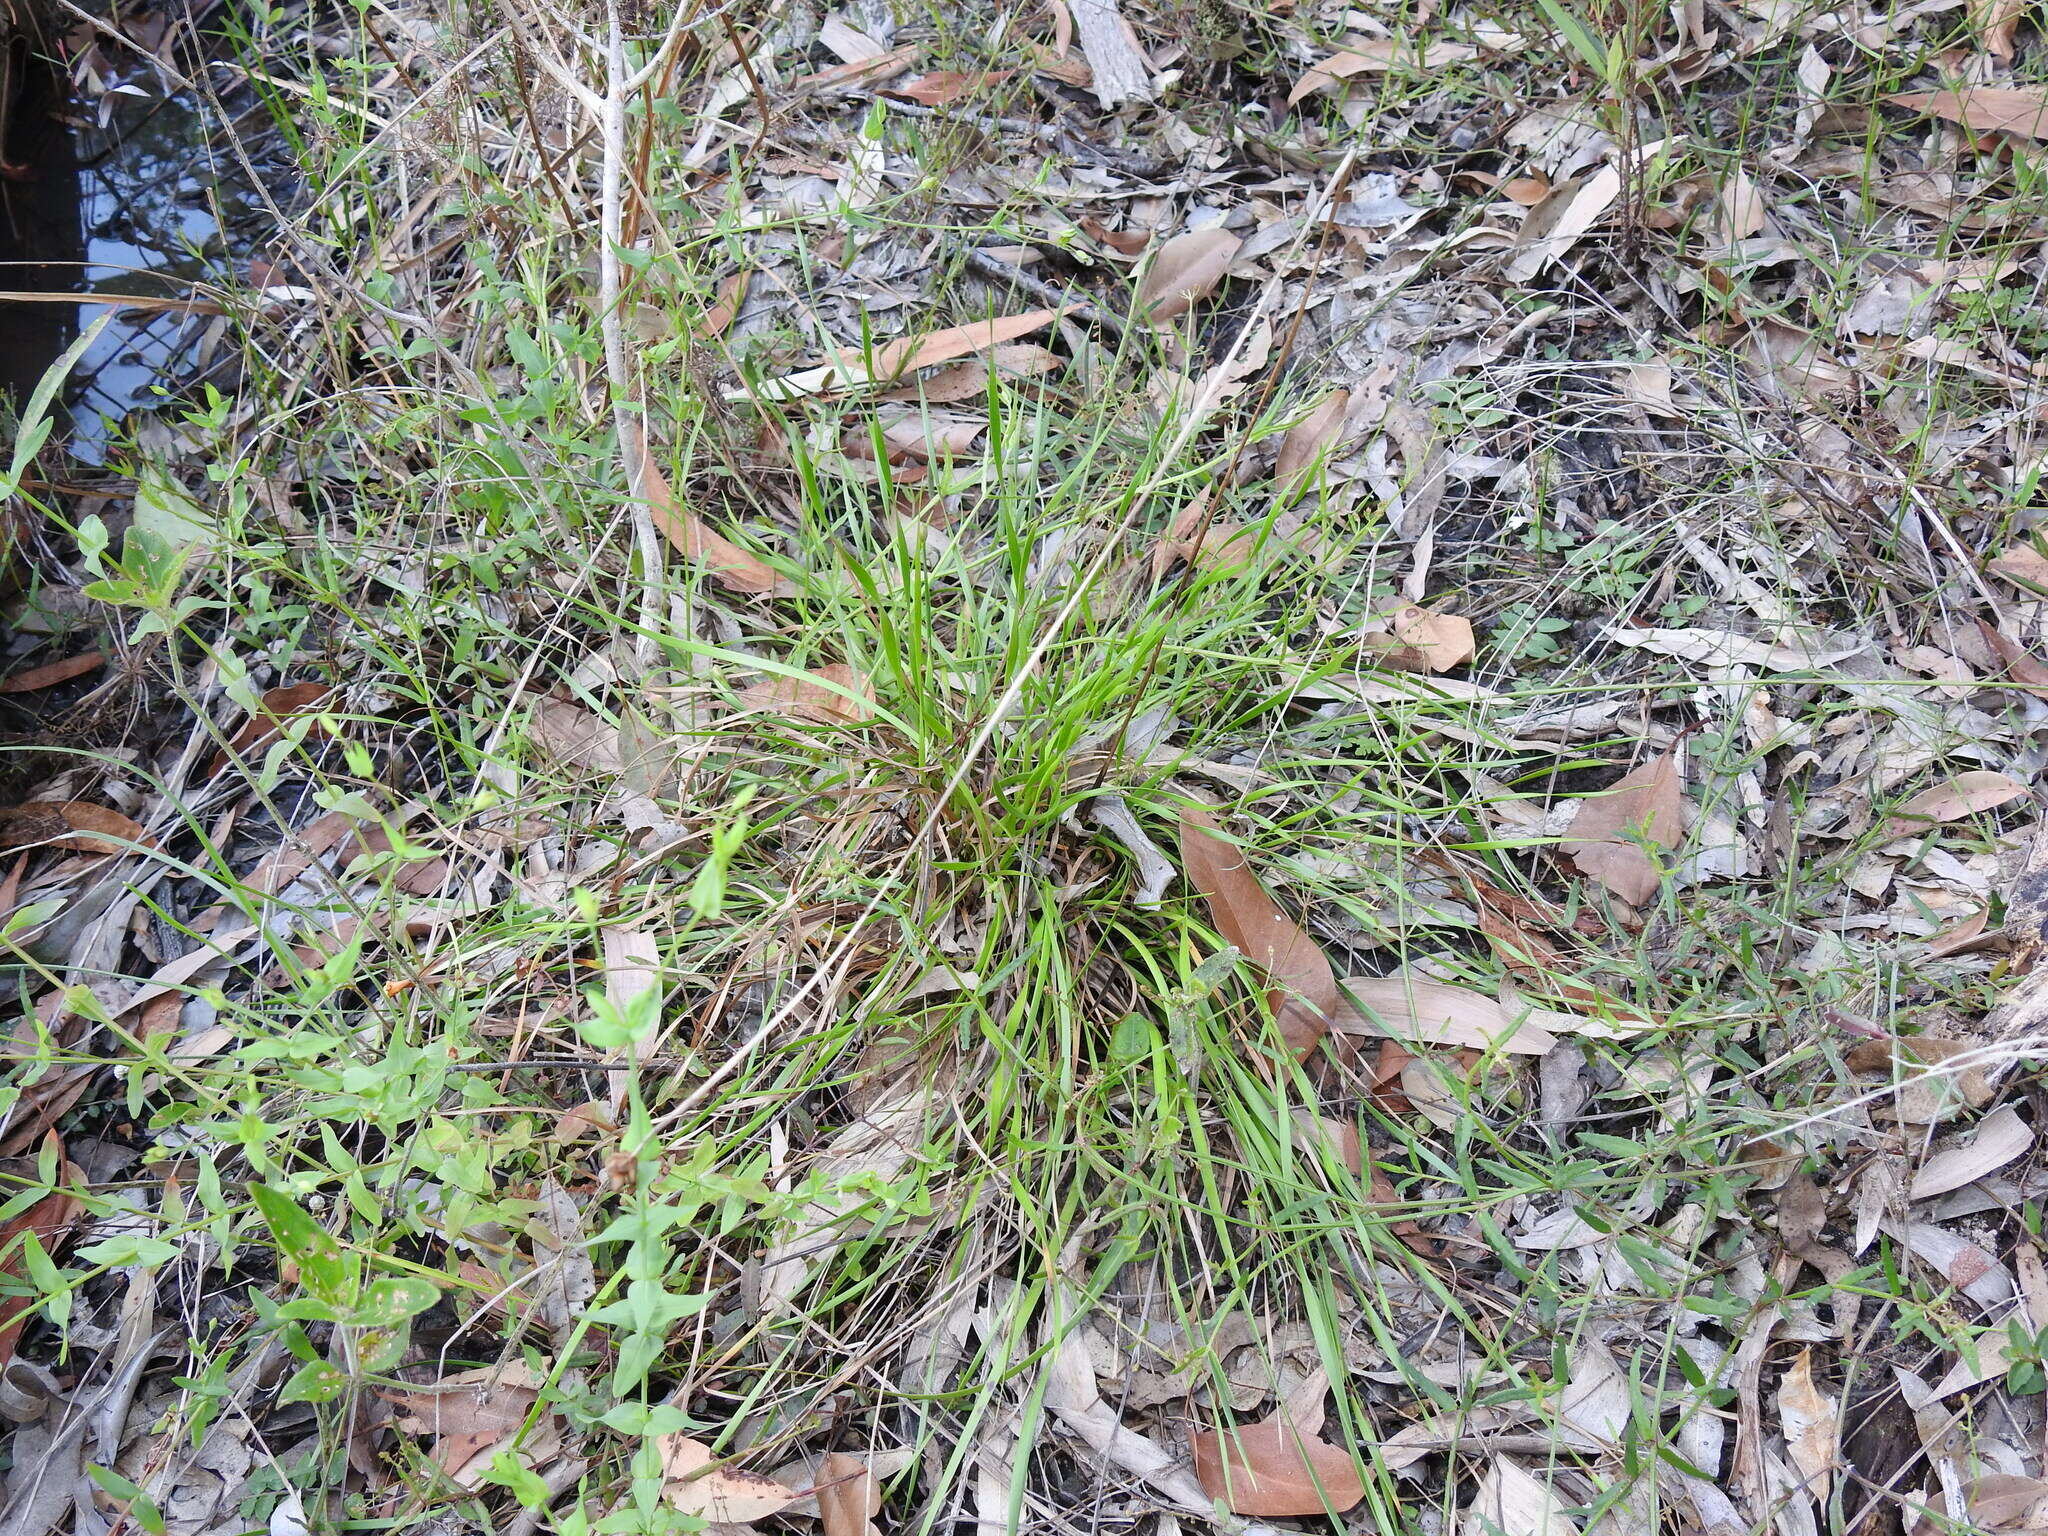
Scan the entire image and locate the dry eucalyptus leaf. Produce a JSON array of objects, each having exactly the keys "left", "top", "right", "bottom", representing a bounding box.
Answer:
[
  {"left": 1559, "top": 750, "right": 1683, "bottom": 906},
  {"left": 639, "top": 446, "right": 783, "bottom": 594},
  {"left": 1464, "top": 1457, "right": 1581, "bottom": 1536},
  {"left": 1911, "top": 1104, "right": 2034, "bottom": 1199},
  {"left": 1287, "top": 39, "right": 1478, "bottom": 102},
  {"left": 1275, "top": 389, "right": 1351, "bottom": 489},
  {"left": 0, "top": 801, "right": 154, "bottom": 855},
  {"left": 659, "top": 1437, "right": 803, "bottom": 1523},
  {"left": 1335, "top": 976, "right": 1558, "bottom": 1054},
  {"left": 1189, "top": 1415, "right": 1365, "bottom": 1516},
  {"left": 814, "top": 1452, "right": 882, "bottom": 1536},
  {"left": 739, "top": 663, "right": 878, "bottom": 726},
  {"left": 1504, "top": 166, "right": 1620, "bottom": 283},
  {"left": 1136, "top": 229, "right": 1242, "bottom": 322},
  {"left": 1890, "top": 86, "right": 2048, "bottom": 140},
  {"left": 1881, "top": 770, "right": 2028, "bottom": 837},
  {"left": 1361, "top": 604, "right": 1476, "bottom": 674},
  {"left": 1777, "top": 1348, "right": 1837, "bottom": 1500},
  {"left": 1177, "top": 805, "right": 1337, "bottom": 1058}
]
